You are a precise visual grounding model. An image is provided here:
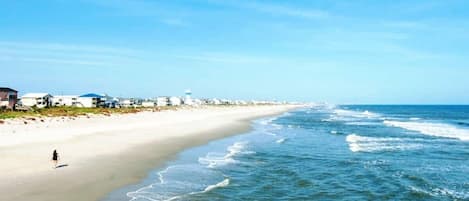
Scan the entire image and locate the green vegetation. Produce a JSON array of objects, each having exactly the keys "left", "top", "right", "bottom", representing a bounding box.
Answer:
[{"left": 0, "top": 106, "right": 178, "bottom": 120}]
